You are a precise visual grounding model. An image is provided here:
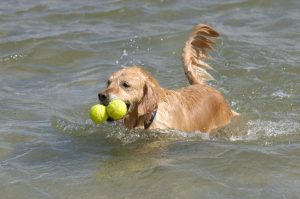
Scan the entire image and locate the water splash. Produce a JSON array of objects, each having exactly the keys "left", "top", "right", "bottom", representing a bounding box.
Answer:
[
  {"left": 247, "top": 119, "right": 300, "bottom": 138},
  {"left": 51, "top": 115, "right": 212, "bottom": 145},
  {"left": 115, "top": 36, "right": 144, "bottom": 67},
  {"left": 51, "top": 114, "right": 300, "bottom": 146},
  {"left": 105, "top": 127, "right": 211, "bottom": 145},
  {"left": 51, "top": 116, "right": 98, "bottom": 136},
  {"left": 228, "top": 118, "right": 300, "bottom": 143}
]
